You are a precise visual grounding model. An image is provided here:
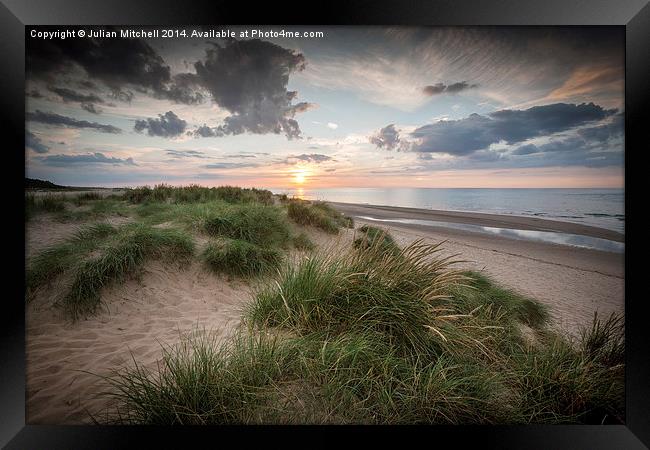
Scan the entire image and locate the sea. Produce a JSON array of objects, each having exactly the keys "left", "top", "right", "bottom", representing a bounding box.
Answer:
[{"left": 272, "top": 187, "right": 625, "bottom": 235}]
